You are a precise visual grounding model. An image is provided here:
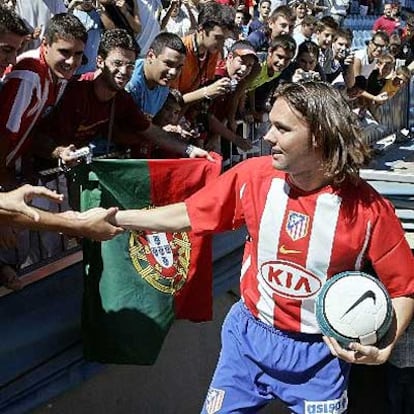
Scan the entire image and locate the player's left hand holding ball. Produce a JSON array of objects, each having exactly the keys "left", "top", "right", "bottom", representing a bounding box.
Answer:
[{"left": 323, "top": 335, "right": 394, "bottom": 365}]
